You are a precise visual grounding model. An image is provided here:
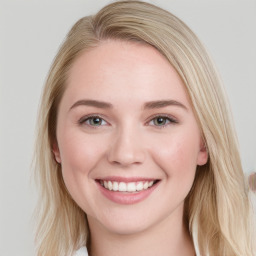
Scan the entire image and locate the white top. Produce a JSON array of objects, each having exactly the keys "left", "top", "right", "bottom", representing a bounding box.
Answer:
[{"left": 74, "top": 247, "right": 88, "bottom": 256}]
